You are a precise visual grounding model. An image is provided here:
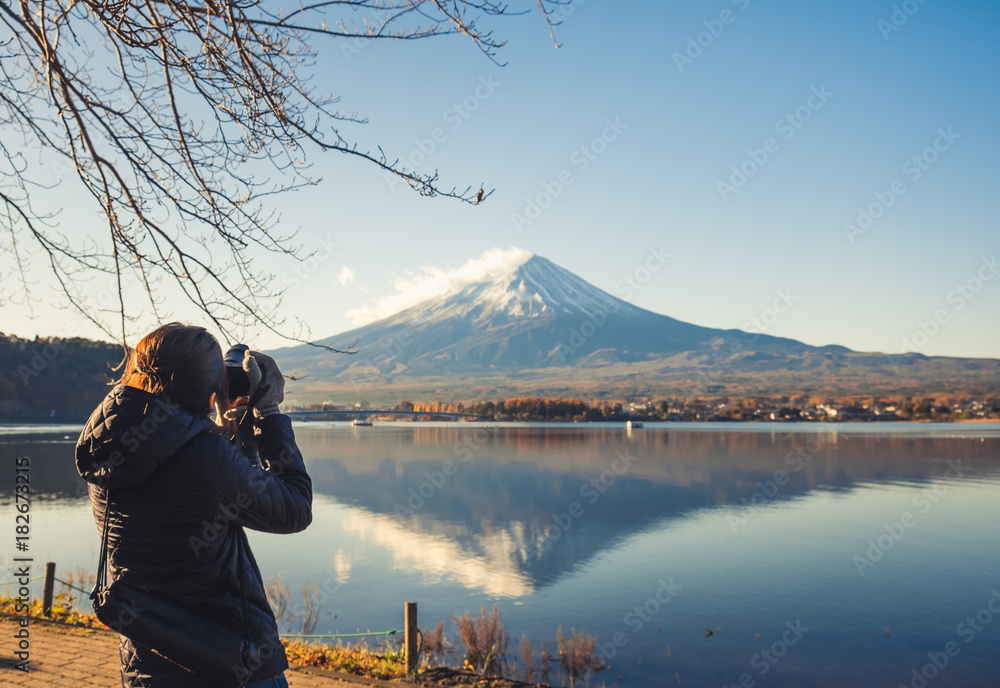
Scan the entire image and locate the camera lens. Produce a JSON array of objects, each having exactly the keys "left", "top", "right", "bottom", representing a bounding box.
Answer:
[{"left": 224, "top": 344, "right": 250, "bottom": 399}]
